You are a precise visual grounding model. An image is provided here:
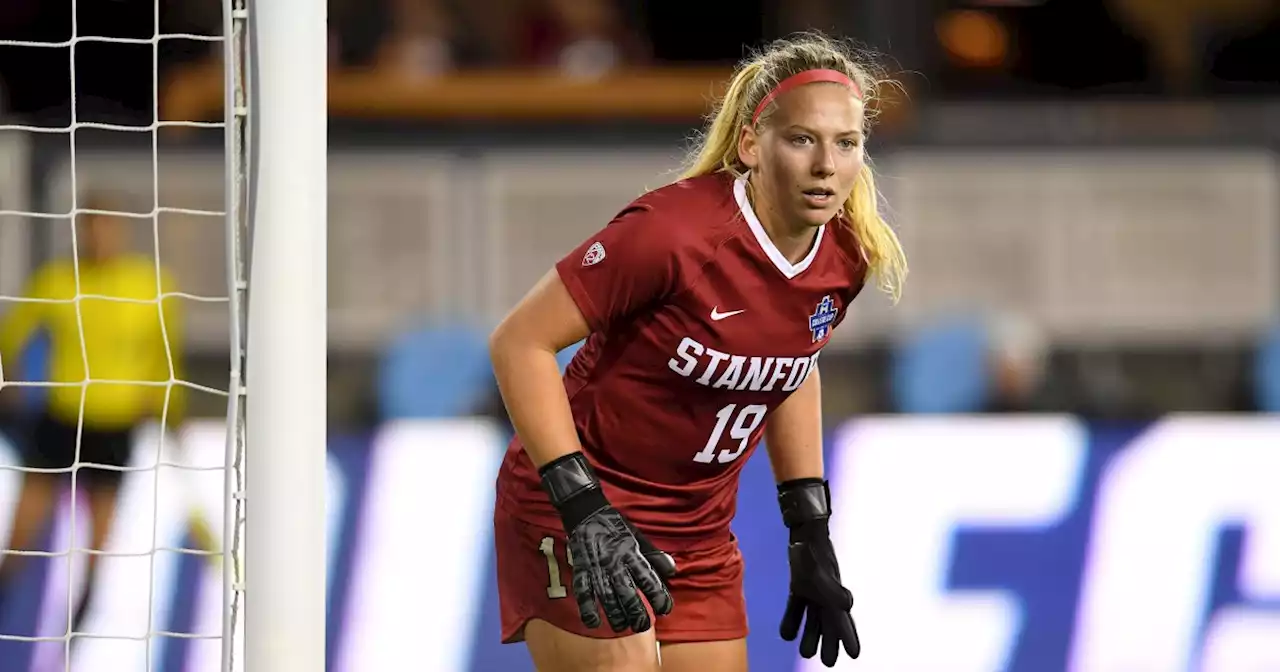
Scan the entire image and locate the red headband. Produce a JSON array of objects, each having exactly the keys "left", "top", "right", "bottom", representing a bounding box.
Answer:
[{"left": 751, "top": 69, "right": 863, "bottom": 125}]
